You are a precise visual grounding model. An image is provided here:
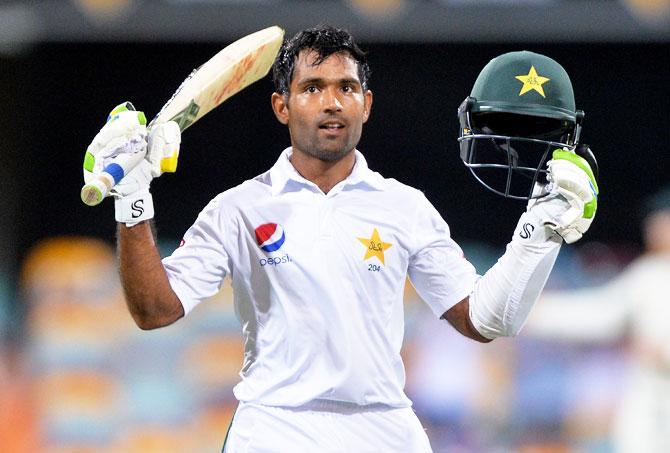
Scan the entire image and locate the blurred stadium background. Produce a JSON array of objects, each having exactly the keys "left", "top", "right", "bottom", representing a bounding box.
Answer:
[{"left": 1, "top": 0, "right": 669, "bottom": 452}]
